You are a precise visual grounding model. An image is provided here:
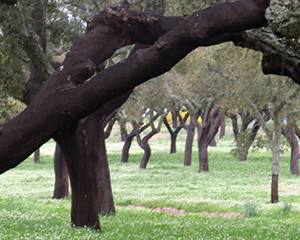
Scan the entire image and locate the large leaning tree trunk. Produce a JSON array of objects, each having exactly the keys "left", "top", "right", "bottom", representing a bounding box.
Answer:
[
  {"left": 196, "top": 107, "right": 222, "bottom": 172},
  {"left": 136, "top": 112, "right": 163, "bottom": 169},
  {"left": 230, "top": 111, "right": 261, "bottom": 161},
  {"left": 56, "top": 93, "right": 129, "bottom": 229},
  {"left": 0, "top": 0, "right": 273, "bottom": 175},
  {"left": 183, "top": 114, "right": 197, "bottom": 166},
  {"left": 163, "top": 111, "right": 189, "bottom": 154},
  {"left": 53, "top": 144, "right": 69, "bottom": 199}
]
